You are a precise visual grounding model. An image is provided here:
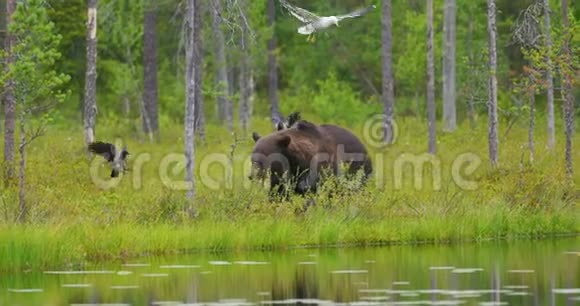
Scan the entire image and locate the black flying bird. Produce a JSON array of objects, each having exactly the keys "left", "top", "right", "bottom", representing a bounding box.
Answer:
[{"left": 88, "top": 141, "right": 130, "bottom": 177}]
